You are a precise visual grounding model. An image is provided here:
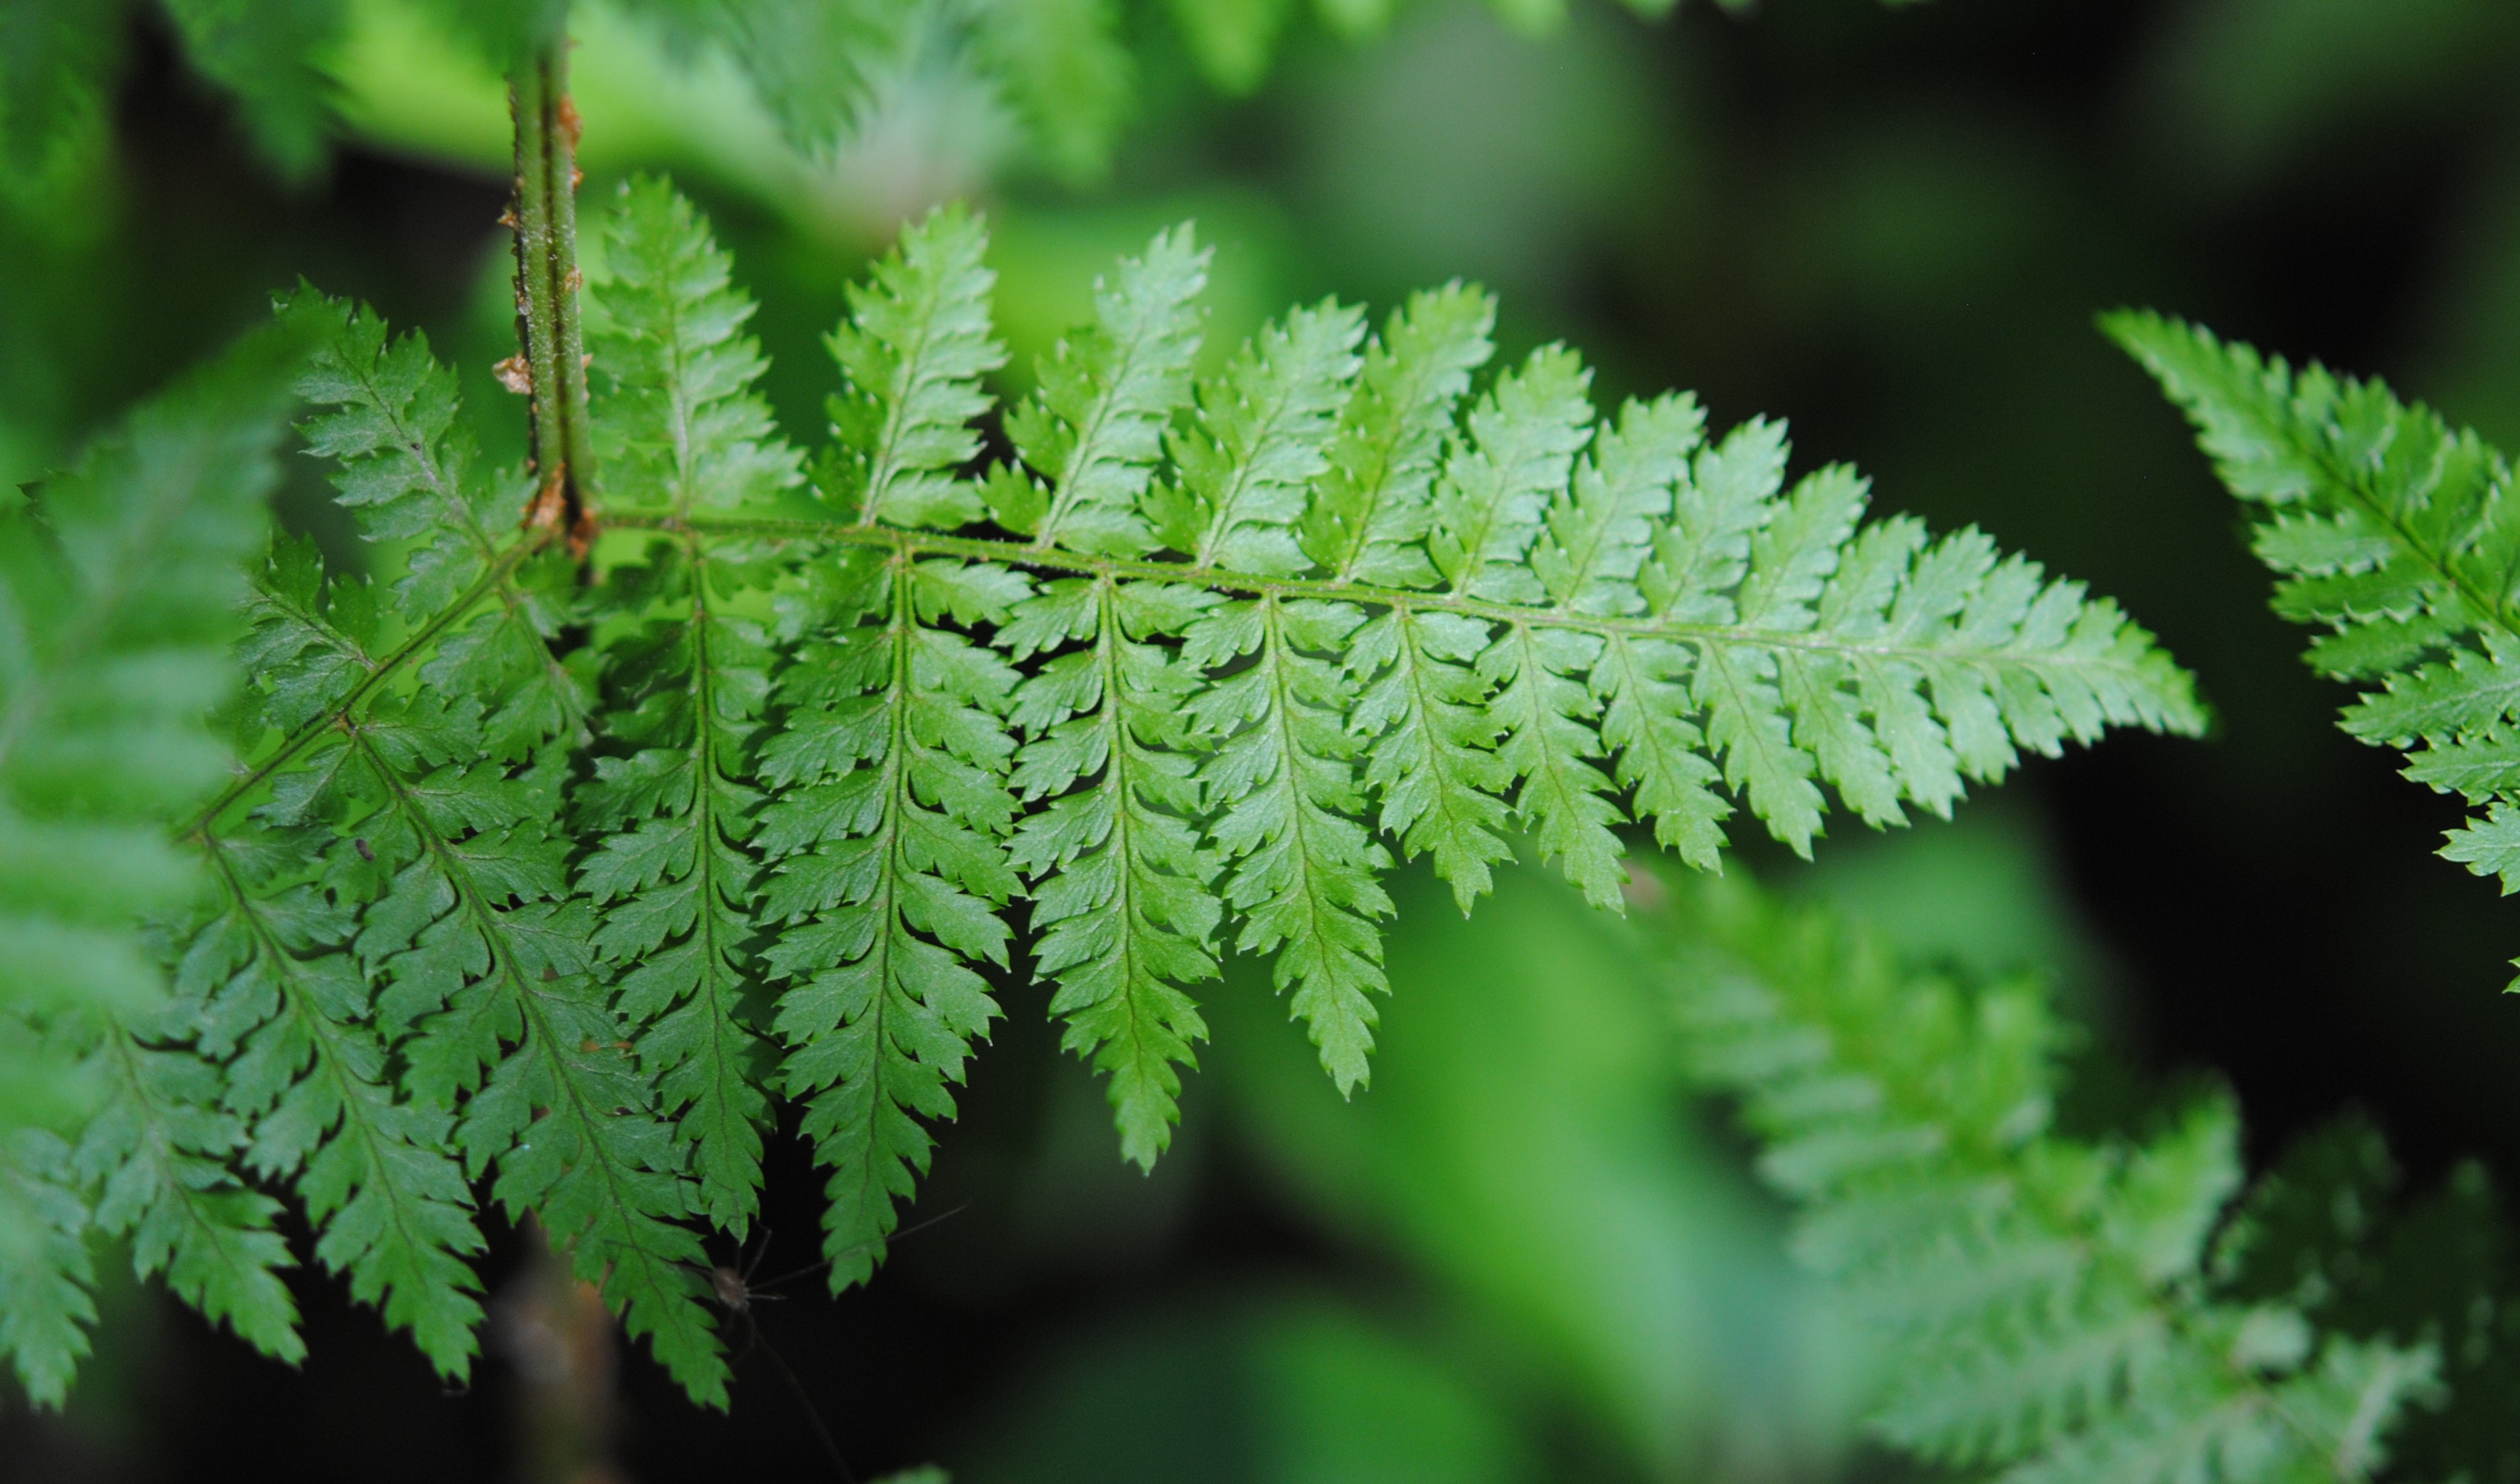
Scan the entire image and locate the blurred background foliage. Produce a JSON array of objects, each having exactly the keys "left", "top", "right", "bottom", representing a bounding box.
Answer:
[{"left": 8, "top": 0, "right": 2520, "bottom": 1478}]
